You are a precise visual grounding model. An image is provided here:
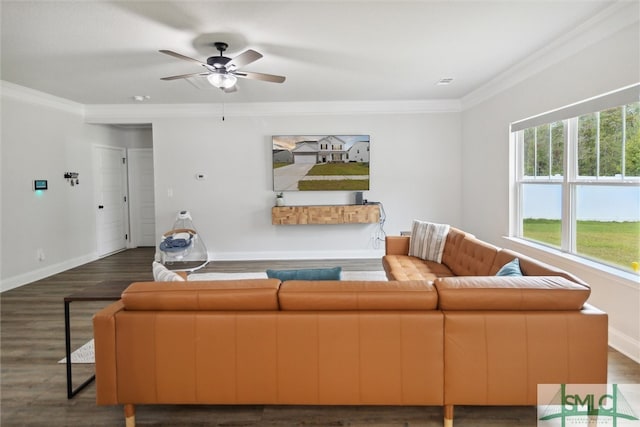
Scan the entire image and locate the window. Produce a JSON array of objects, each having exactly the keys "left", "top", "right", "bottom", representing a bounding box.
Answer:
[{"left": 512, "top": 86, "right": 639, "bottom": 274}]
